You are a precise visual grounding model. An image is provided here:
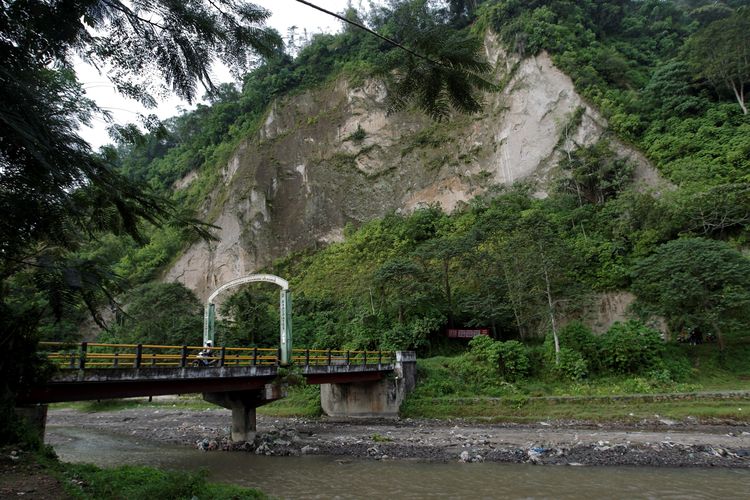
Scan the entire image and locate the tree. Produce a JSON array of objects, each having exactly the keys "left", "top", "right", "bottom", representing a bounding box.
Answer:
[
  {"left": 556, "top": 141, "right": 635, "bottom": 206},
  {"left": 688, "top": 2, "right": 735, "bottom": 27},
  {"left": 671, "top": 183, "right": 750, "bottom": 237},
  {"left": 683, "top": 9, "right": 750, "bottom": 114},
  {"left": 641, "top": 60, "right": 707, "bottom": 119},
  {"left": 373, "top": 258, "right": 435, "bottom": 324},
  {"left": 0, "top": 0, "right": 282, "bottom": 310},
  {"left": 377, "top": 23, "right": 495, "bottom": 120},
  {"left": 413, "top": 224, "right": 473, "bottom": 328},
  {"left": 500, "top": 207, "right": 589, "bottom": 362},
  {"left": 631, "top": 238, "right": 750, "bottom": 351},
  {"left": 0, "top": 0, "right": 281, "bottom": 445},
  {"left": 1, "top": 0, "right": 281, "bottom": 265},
  {"left": 221, "top": 287, "right": 279, "bottom": 347},
  {"left": 104, "top": 282, "right": 203, "bottom": 346}
]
